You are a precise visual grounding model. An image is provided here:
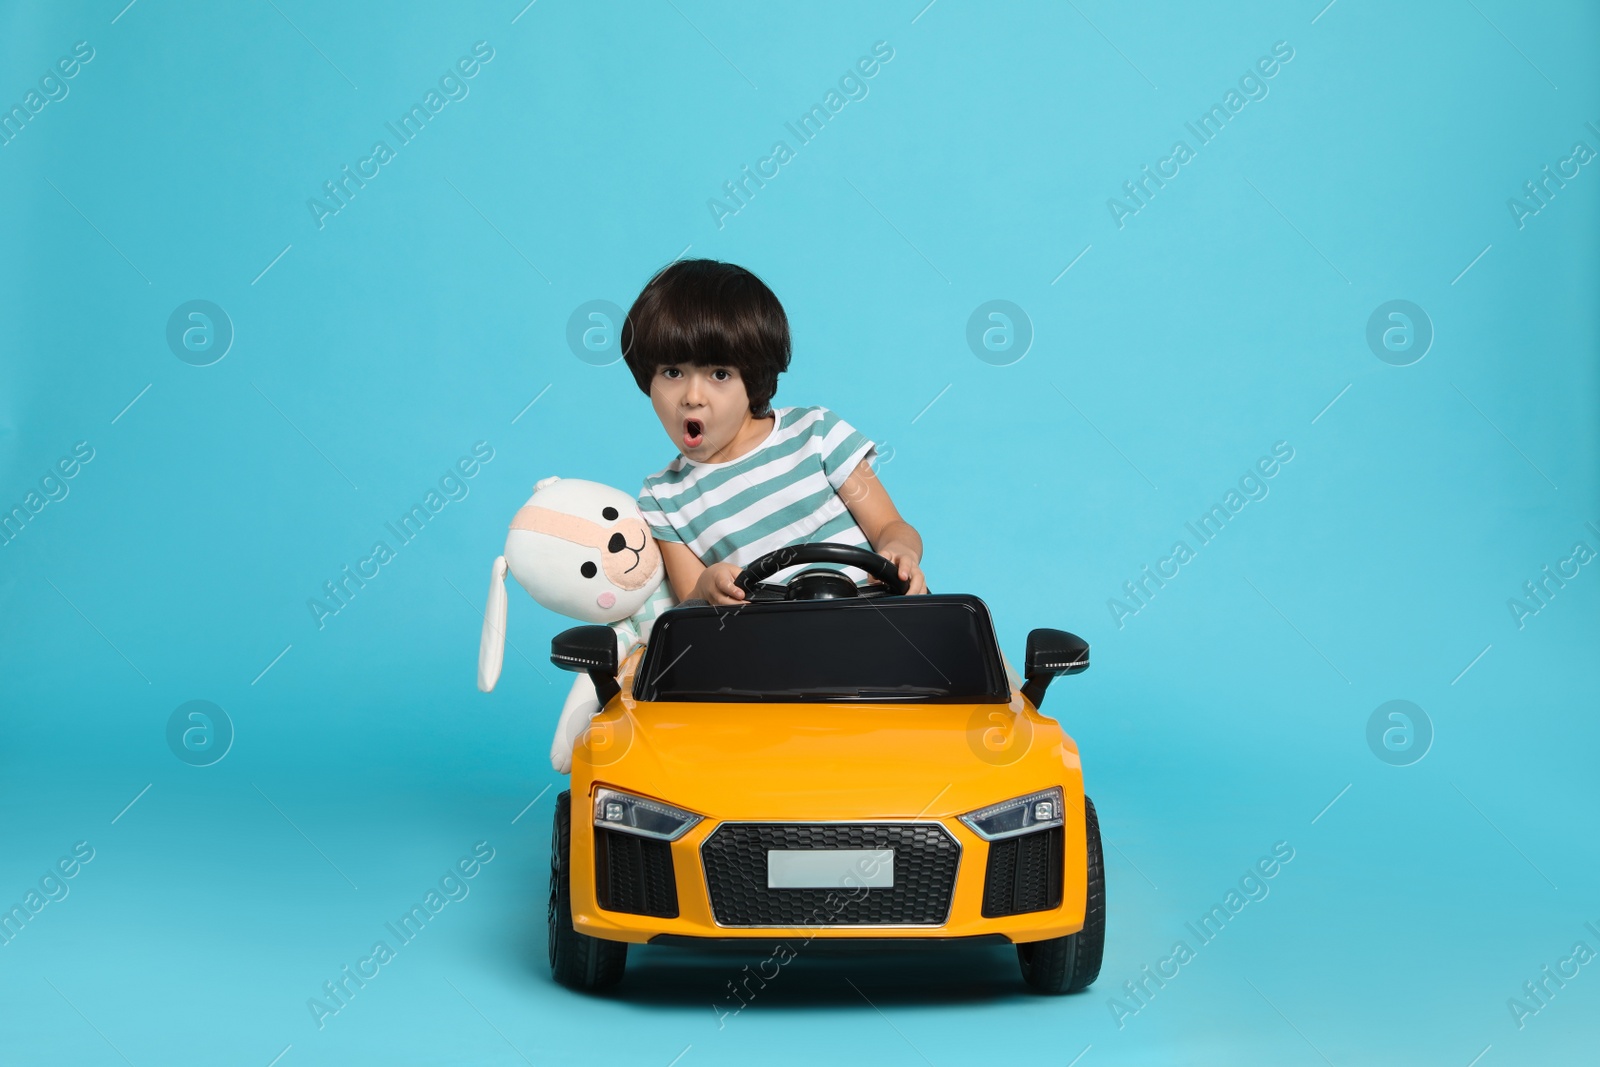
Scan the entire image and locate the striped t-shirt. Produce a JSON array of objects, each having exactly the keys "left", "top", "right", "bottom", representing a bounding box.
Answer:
[
  {"left": 638, "top": 406, "right": 879, "bottom": 586},
  {"left": 613, "top": 581, "right": 677, "bottom": 662}
]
